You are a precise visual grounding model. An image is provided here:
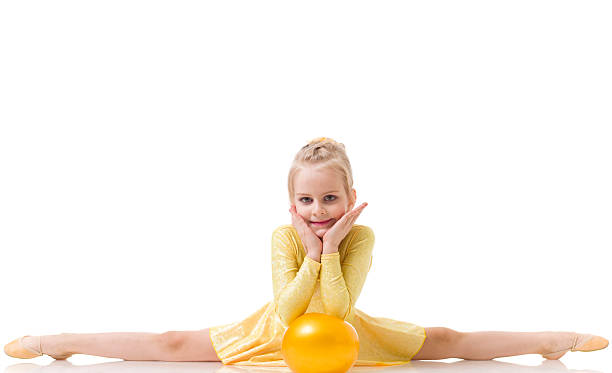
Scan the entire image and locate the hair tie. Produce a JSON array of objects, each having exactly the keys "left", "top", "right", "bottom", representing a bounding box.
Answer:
[{"left": 310, "top": 137, "right": 334, "bottom": 145}]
